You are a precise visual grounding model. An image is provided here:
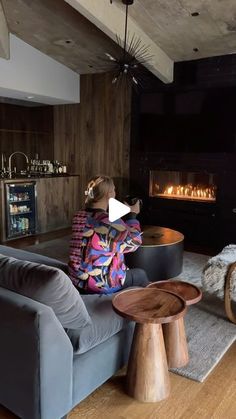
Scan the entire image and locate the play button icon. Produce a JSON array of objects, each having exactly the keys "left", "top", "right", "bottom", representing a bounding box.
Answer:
[{"left": 108, "top": 198, "right": 130, "bottom": 222}]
